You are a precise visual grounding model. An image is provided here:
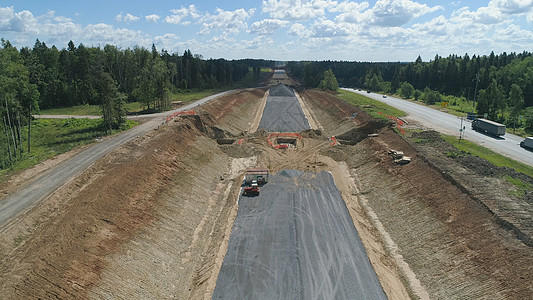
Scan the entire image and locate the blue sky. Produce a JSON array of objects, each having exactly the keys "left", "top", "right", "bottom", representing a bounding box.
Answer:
[{"left": 1, "top": 0, "right": 532, "bottom": 61}]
